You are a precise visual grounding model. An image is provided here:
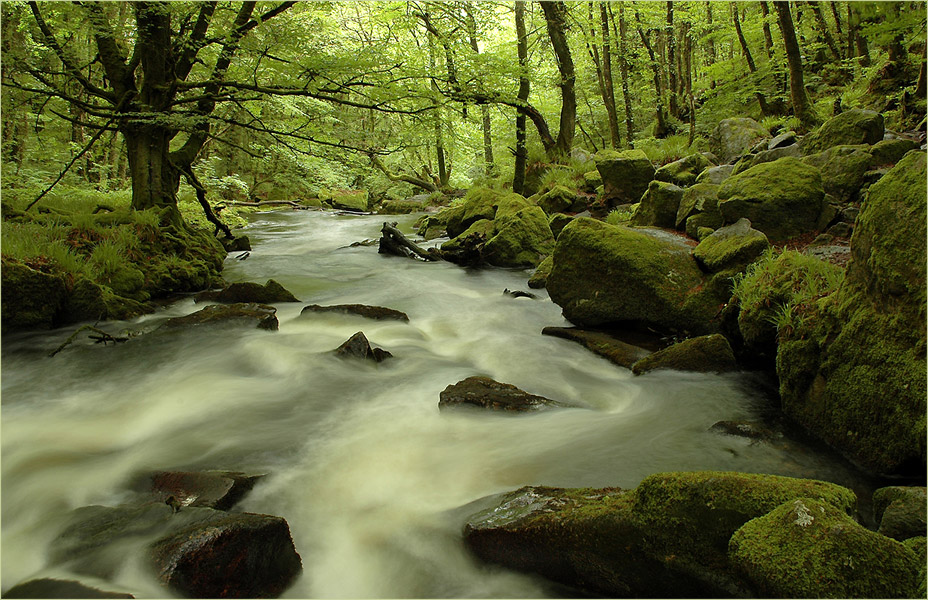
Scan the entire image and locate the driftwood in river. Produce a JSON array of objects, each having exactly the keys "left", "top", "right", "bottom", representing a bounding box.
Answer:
[{"left": 378, "top": 222, "right": 441, "bottom": 261}]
